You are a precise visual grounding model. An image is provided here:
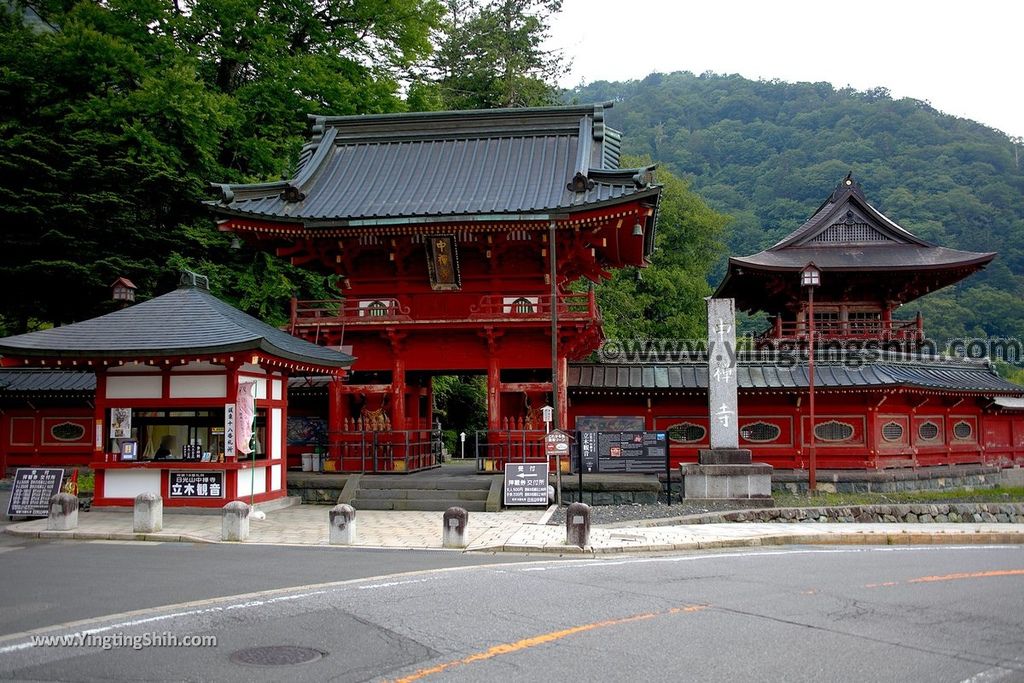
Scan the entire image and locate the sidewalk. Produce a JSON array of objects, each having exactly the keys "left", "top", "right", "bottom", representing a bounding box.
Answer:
[{"left": 6, "top": 503, "right": 1024, "bottom": 553}]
